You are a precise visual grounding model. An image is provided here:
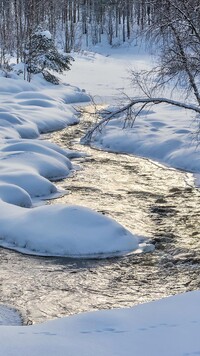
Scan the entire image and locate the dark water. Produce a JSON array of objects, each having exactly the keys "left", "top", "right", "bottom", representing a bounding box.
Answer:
[{"left": 0, "top": 114, "right": 200, "bottom": 325}]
